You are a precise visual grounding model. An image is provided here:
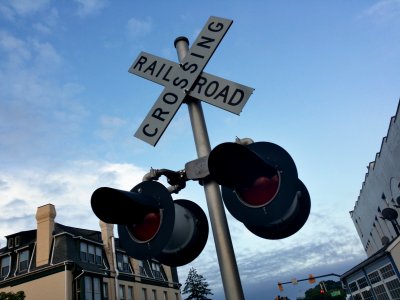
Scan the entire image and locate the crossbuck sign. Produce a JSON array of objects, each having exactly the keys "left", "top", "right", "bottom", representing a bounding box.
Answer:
[{"left": 129, "top": 16, "right": 254, "bottom": 146}]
